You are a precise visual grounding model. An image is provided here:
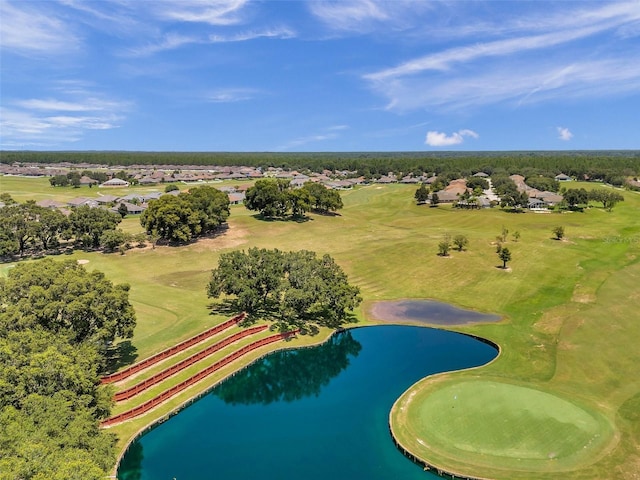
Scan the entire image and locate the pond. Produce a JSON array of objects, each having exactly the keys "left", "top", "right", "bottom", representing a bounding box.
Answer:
[
  {"left": 368, "top": 300, "right": 501, "bottom": 325},
  {"left": 118, "top": 326, "right": 497, "bottom": 480}
]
